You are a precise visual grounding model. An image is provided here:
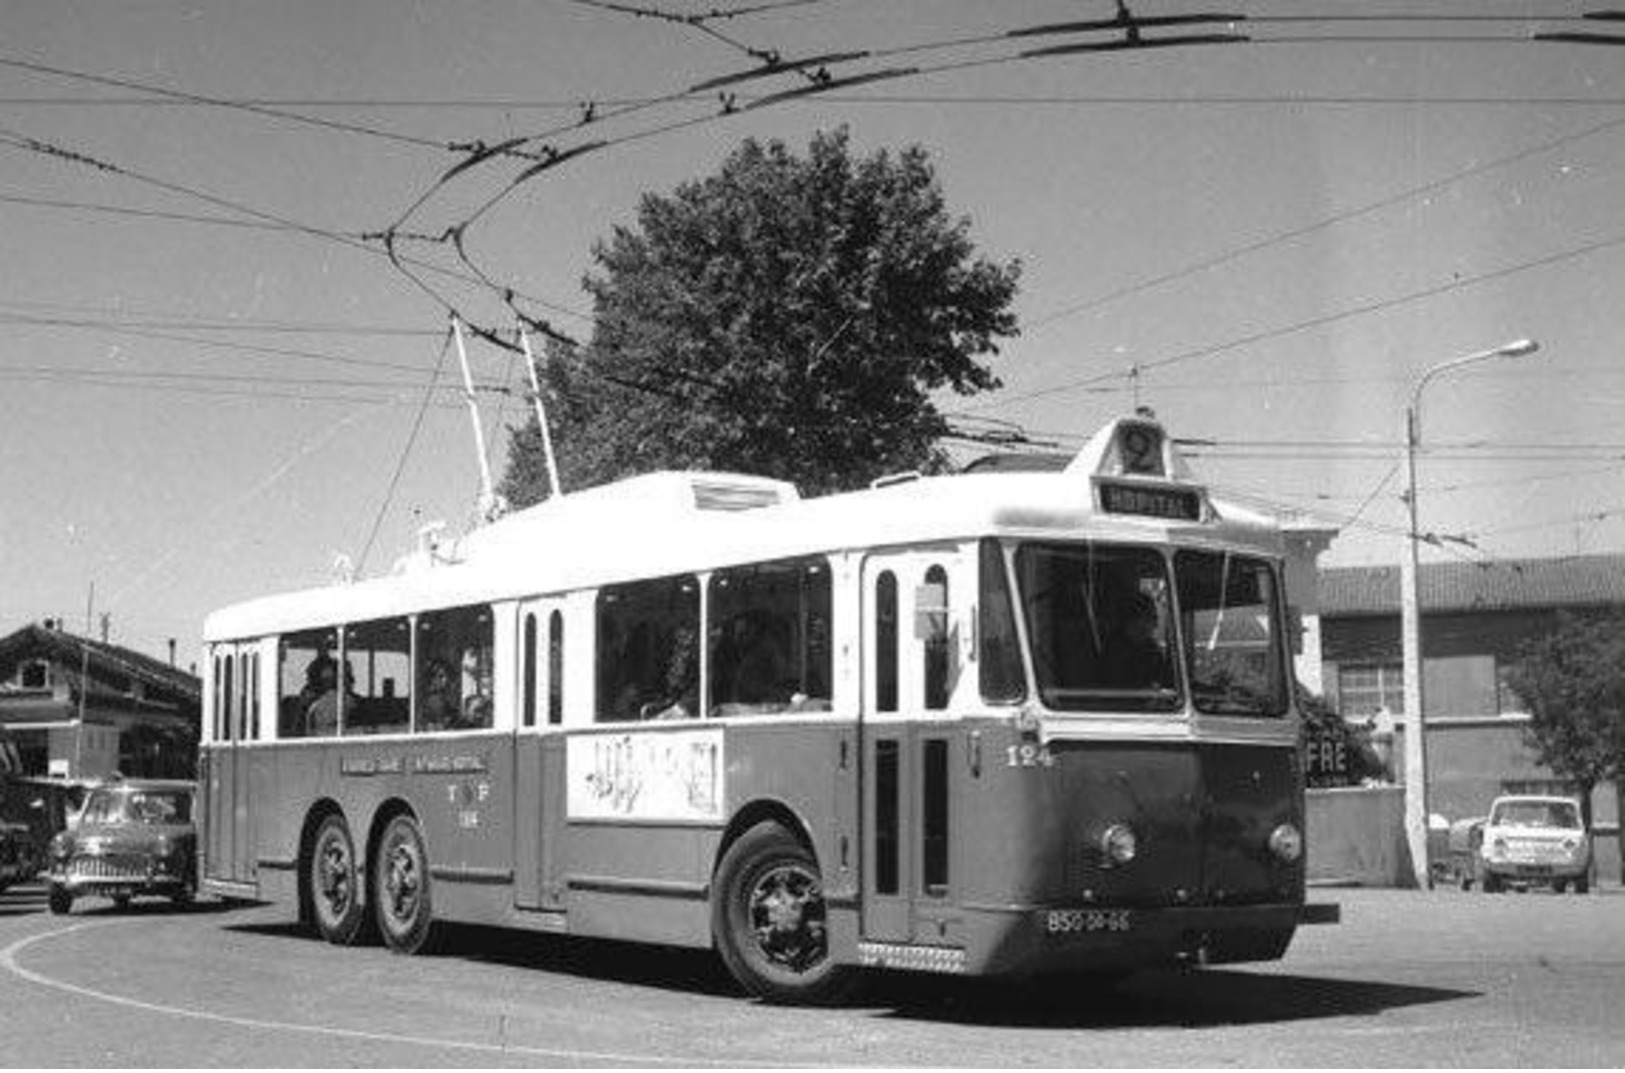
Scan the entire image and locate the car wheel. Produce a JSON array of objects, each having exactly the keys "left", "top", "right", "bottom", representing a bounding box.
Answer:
[
  {"left": 374, "top": 814, "right": 436, "bottom": 955},
  {"left": 111, "top": 894, "right": 132, "bottom": 911},
  {"left": 309, "top": 814, "right": 368, "bottom": 945},
  {"left": 711, "top": 821, "right": 855, "bottom": 1005},
  {"left": 1553, "top": 879, "right": 1568, "bottom": 894},
  {"left": 1482, "top": 871, "right": 1503, "bottom": 894},
  {"left": 48, "top": 885, "right": 72, "bottom": 915},
  {"left": 1574, "top": 874, "right": 1590, "bottom": 894}
]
